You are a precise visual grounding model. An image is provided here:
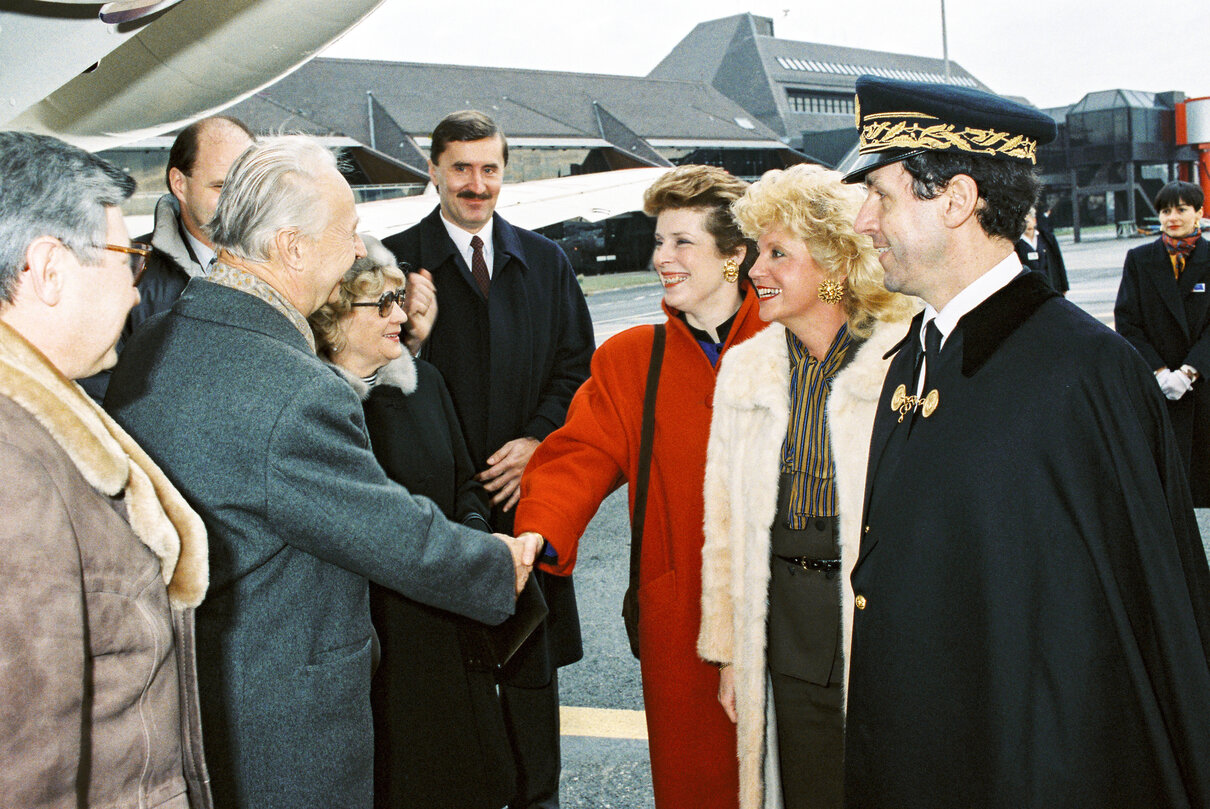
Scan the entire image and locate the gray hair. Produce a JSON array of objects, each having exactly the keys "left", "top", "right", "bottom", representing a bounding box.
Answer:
[
  {"left": 207, "top": 135, "right": 338, "bottom": 263},
  {"left": 0, "top": 132, "right": 135, "bottom": 304}
]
